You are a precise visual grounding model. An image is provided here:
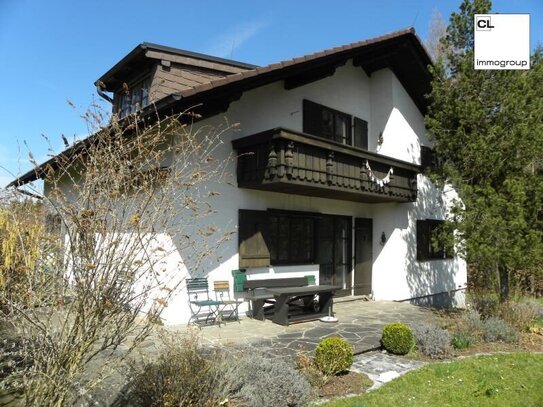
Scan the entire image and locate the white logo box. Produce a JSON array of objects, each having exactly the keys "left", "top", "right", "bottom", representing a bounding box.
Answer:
[{"left": 474, "top": 14, "right": 530, "bottom": 70}]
